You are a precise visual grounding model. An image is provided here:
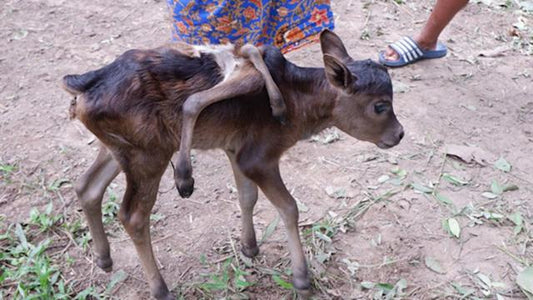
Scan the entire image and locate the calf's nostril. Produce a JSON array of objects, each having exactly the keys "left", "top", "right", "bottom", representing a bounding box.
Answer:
[{"left": 398, "top": 131, "right": 404, "bottom": 140}]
